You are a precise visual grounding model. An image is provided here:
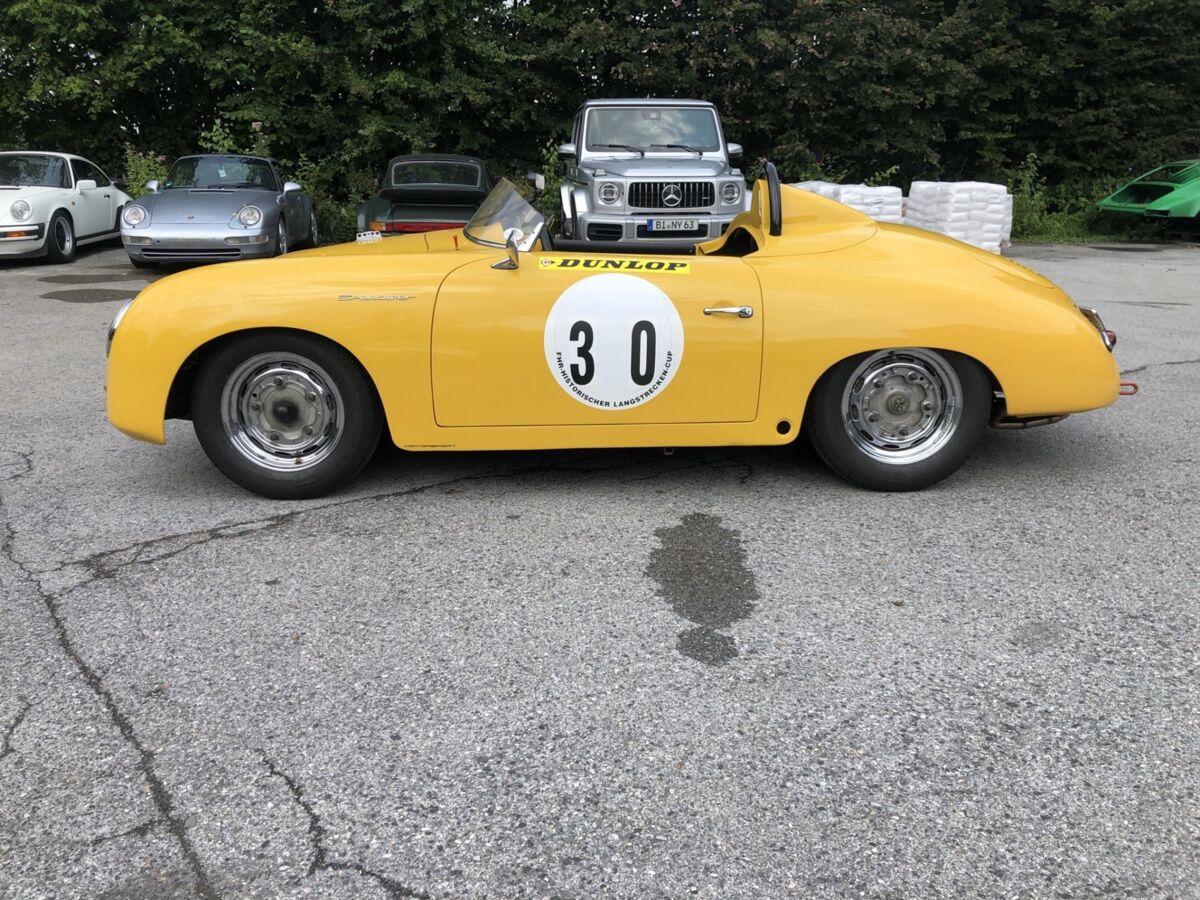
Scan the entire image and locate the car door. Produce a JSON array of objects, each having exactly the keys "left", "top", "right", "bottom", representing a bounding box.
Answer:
[
  {"left": 69, "top": 159, "right": 115, "bottom": 237},
  {"left": 431, "top": 250, "right": 763, "bottom": 426}
]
